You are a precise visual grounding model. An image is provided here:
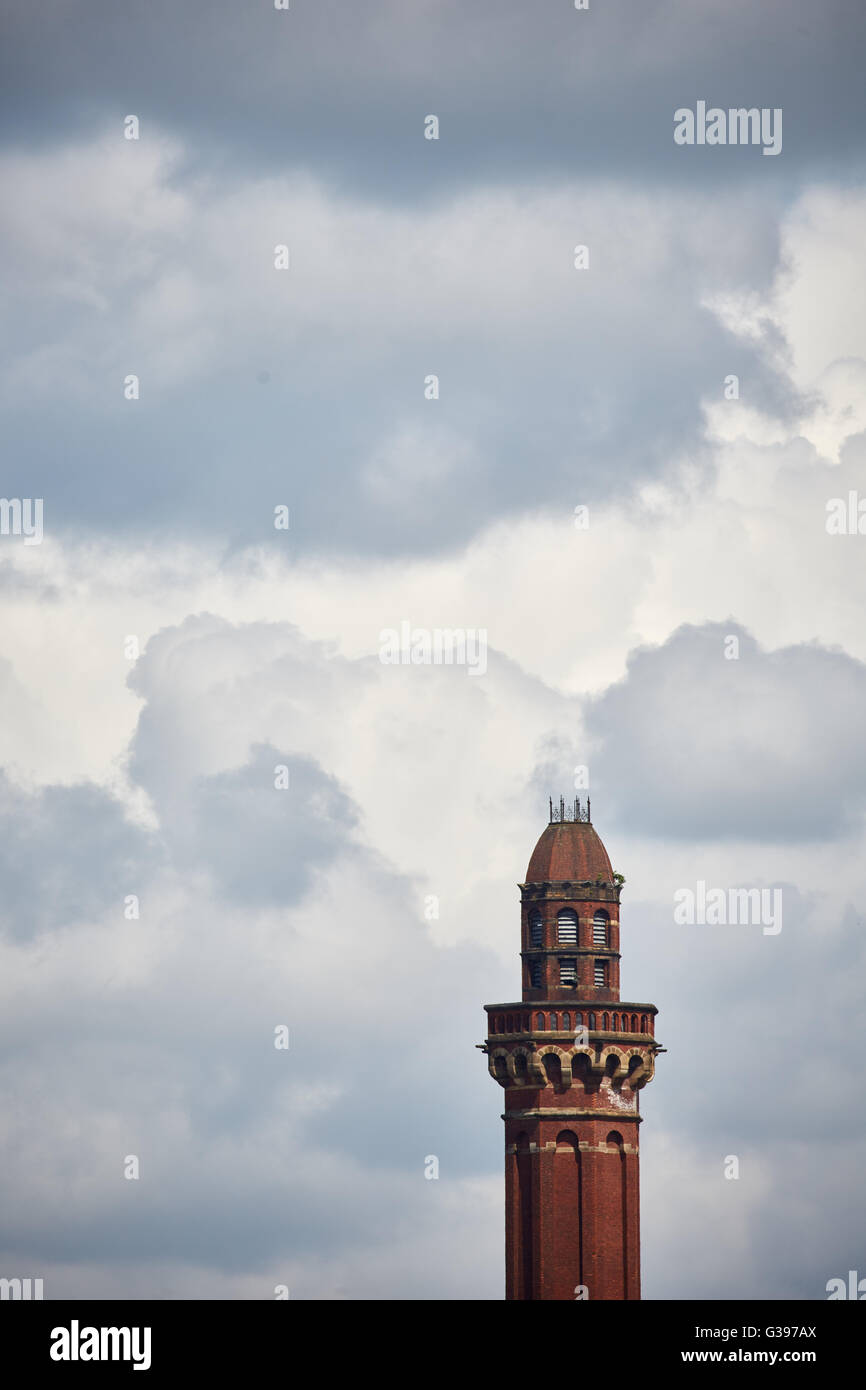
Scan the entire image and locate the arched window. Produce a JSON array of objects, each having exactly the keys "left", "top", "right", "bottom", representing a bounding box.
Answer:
[
  {"left": 562, "top": 1011, "right": 571, "bottom": 1030},
  {"left": 529, "top": 909, "right": 543, "bottom": 946},
  {"left": 602, "top": 1012, "right": 609, "bottom": 1029},
  {"left": 631, "top": 1013, "right": 638, "bottom": 1031},
  {"left": 592, "top": 909, "right": 609, "bottom": 946},
  {"left": 558, "top": 958, "right": 577, "bottom": 985},
  {"left": 529, "top": 961, "right": 542, "bottom": 988},
  {"left": 557, "top": 909, "right": 578, "bottom": 943},
  {"left": 550, "top": 1012, "right": 558, "bottom": 1030},
  {"left": 536, "top": 1012, "right": 545, "bottom": 1029},
  {"left": 543, "top": 1053, "right": 563, "bottom": 1088},
  {"left": 575, "top": 1012, "right": 583, "bottom": 1027},
  {"left": 506, "top": 1014, "right": 514, "bottom": 1032},
  {"left": 612, "top": 1013, "right": 619, "bottom": 1030},
  {"left": 556, "top": 1128, "right": 579, "bottom": 1154},
  {"left": 588, "top": 1013, "right": 596, "bottom": 1029},
  {"left": 640, "top": 1014, "right": 648, "bottom": 1033}
]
